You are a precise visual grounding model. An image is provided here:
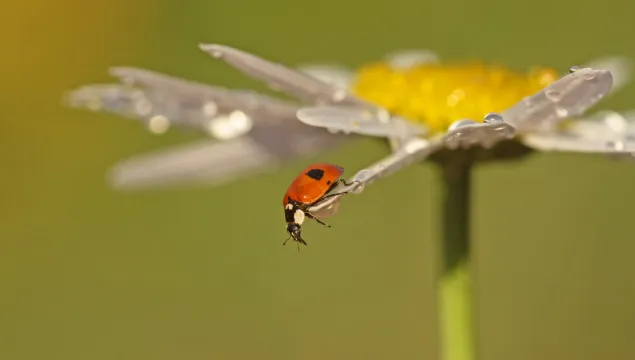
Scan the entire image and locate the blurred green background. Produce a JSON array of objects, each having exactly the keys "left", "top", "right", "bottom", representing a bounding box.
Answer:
[{"left": 2, "top": 0, "right": 635, "bottom": 359}]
